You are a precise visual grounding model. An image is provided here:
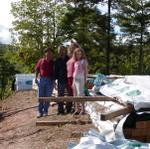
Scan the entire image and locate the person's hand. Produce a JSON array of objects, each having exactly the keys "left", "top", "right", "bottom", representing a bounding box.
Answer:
[
  {"left": 35, "top": 78, "right": 39, "bottom": 86},
  {"left": 53, "top": 80, "right": 57, "bottom": 90}
]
